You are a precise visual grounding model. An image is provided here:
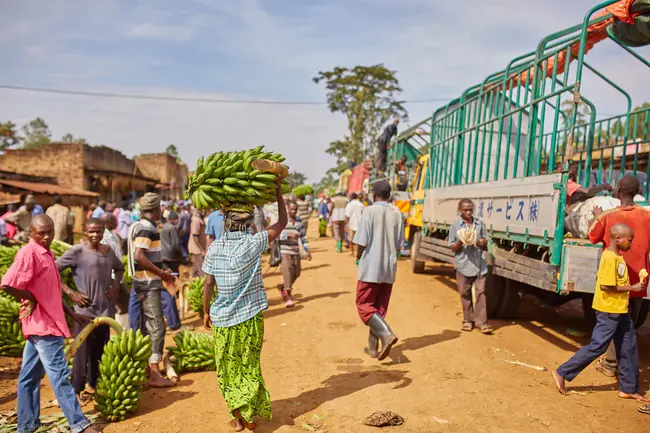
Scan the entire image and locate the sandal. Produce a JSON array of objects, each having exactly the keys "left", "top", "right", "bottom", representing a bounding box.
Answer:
[
  {"left": 638, "top": 405, "right": 650, "bottom": 415},
  {"left": 461, "top": 322, "right": 473, "bottom": 332},
  {"left": 595, "top": 355, "right": 617, "bottom": 378},
  {"left": 479, "top": 325, "right": 494, "bottom": 335}
]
